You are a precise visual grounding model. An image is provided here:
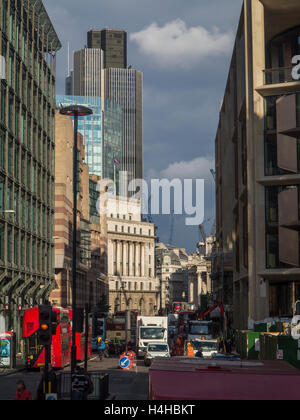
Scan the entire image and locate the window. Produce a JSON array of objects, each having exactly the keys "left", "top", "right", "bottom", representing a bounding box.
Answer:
[
  {"left": 7, "top": 226, "right": 12, "bottom": 263},
  {"left": 0, "top": 177, "right": 4, "bottom": 213},
  {"left": 0, "top": 223, "right": 4, "bottom": 261},
  {"left": 0, "top": 132, "right": 5, "bottom": 168}
]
